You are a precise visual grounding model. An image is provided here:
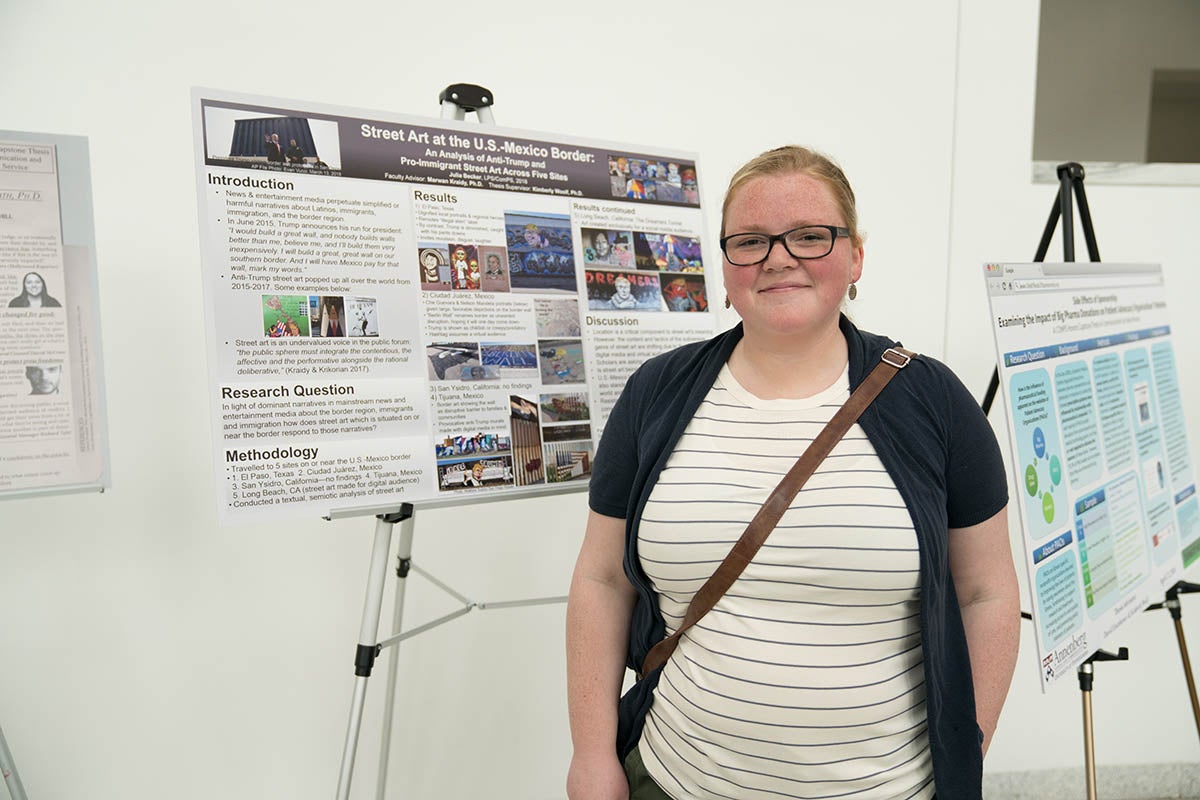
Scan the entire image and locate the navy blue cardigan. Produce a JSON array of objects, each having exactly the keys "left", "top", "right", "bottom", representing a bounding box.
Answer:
[{"left": 589, "top": 315, "right": 1008, "bottom": 799}]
